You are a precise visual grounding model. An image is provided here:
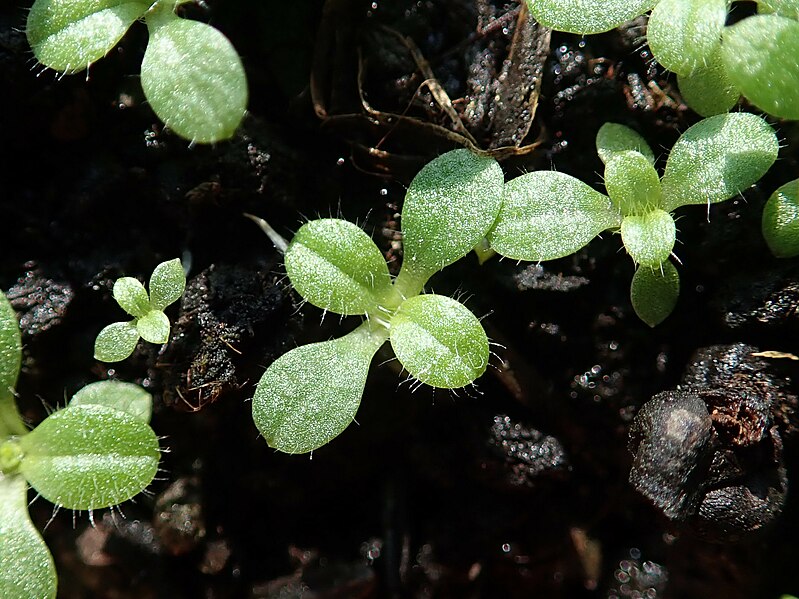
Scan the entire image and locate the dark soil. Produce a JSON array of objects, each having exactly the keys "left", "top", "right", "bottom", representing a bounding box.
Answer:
[{"left": 2, "top": 1, "right": 799, "bottom": 597}]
